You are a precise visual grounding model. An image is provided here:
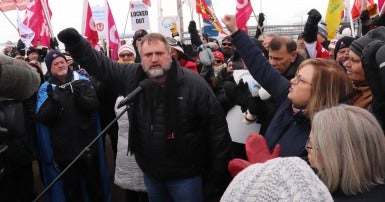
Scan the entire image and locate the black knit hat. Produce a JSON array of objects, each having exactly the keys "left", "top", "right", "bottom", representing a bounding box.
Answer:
[
  {"left": 334, "top": 36, "right": 354, "bottom": 59},
  {"left": 133, "top": 29, "right": 148, "bottom": 42},
  {"left": 44, "top": 50, "right": 66, "bottom": 71}
]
